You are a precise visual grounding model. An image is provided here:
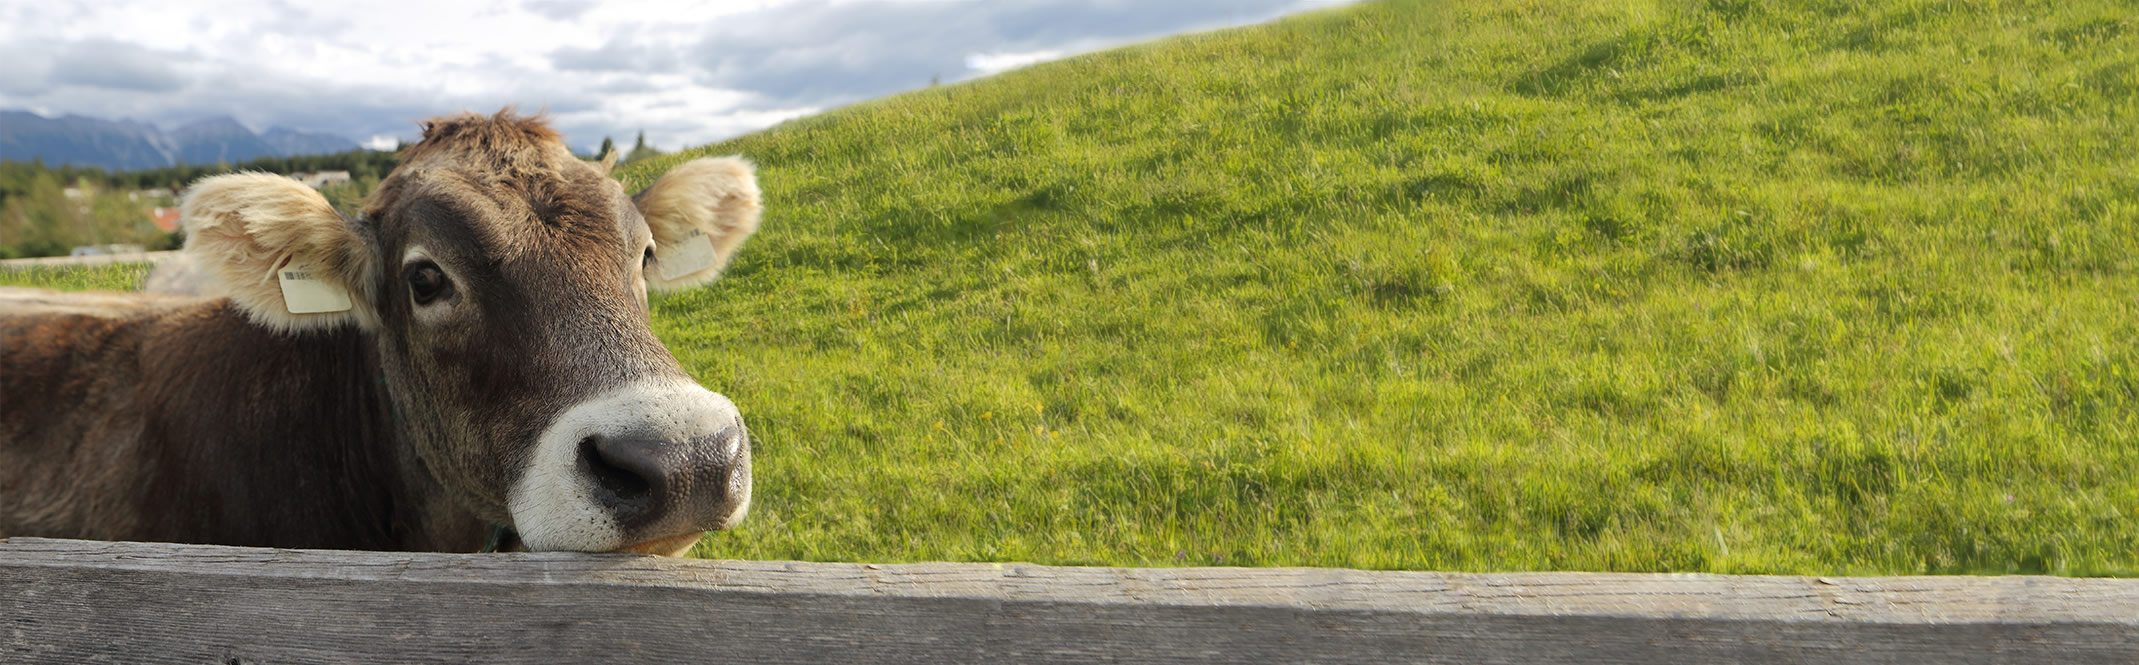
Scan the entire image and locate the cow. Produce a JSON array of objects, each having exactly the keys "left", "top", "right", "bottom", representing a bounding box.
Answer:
[
  {"left": 141, "top": 252, "right": 216, "bottom": 296},
  {"left": 0, "top": 111, "right": 763, "bottom": 556}
]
